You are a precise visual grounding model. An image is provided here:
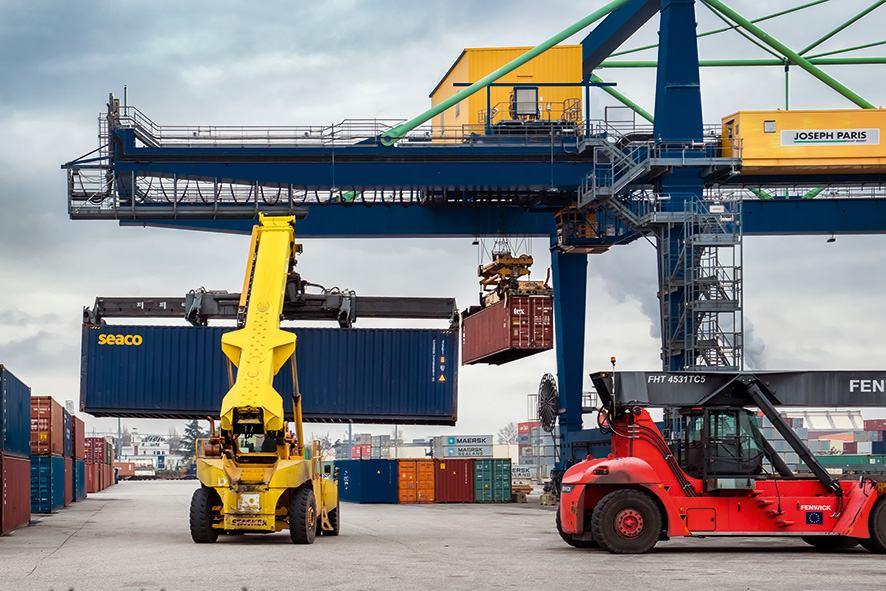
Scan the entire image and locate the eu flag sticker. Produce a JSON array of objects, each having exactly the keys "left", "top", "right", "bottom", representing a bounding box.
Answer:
[{"left": 806, "top": 511, "right": 824, "bottom": 525}]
